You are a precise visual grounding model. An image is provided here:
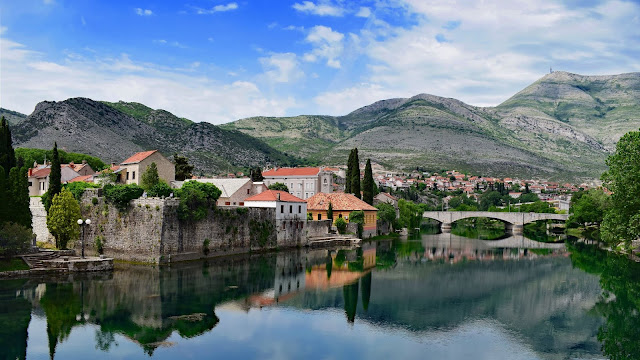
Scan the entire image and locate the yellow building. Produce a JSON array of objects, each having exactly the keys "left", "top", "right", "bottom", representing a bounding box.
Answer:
[{"left": 306, "top": 193, "right": 378, "bottom": 236}]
